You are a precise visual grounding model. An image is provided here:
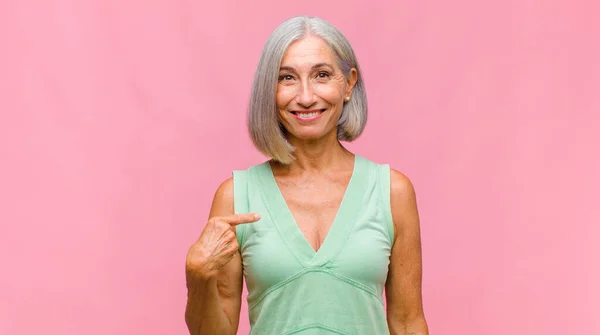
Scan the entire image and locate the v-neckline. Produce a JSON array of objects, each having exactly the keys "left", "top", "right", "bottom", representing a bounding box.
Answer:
[{"left": 256, "top": 155, "right": 368, "bottom": 267}]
